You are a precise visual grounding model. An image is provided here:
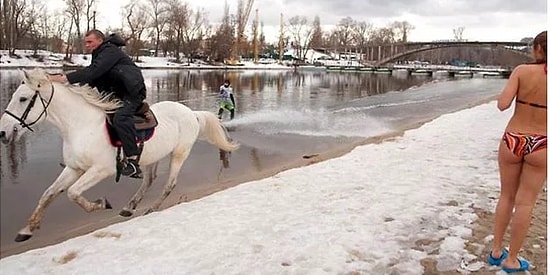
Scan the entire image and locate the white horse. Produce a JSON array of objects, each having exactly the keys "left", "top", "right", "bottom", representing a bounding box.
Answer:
[{"left": 0, "top": 69, "right": 239, "bottom": 242}]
